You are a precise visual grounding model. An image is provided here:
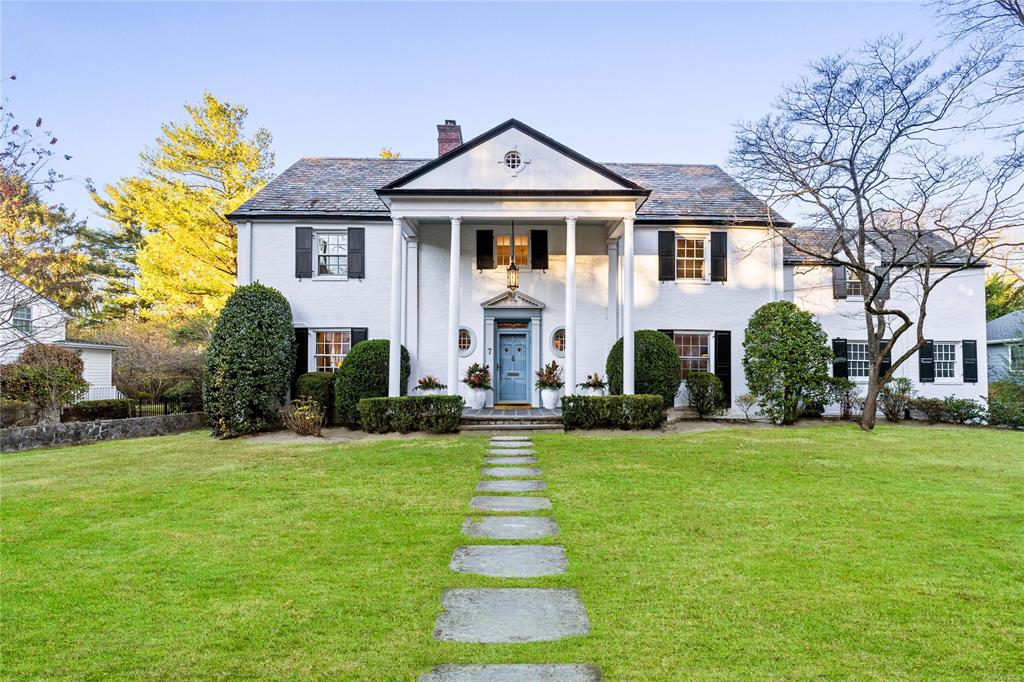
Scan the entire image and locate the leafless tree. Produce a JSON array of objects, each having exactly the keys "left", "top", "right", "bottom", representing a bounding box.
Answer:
[
  {"left": 0, "top": 272, "right": 68, "bottom": 359},
  {"left": 731, "top": 35, "right": 1024, "bottom": 430}
]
